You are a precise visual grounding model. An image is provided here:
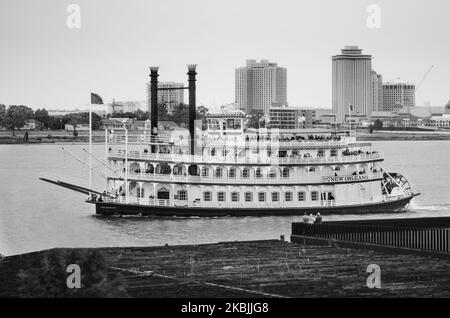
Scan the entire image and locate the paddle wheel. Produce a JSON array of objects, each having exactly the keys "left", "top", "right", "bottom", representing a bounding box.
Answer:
[{"left": 381, "top": 172, "right": 413, "bottom": 196}]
